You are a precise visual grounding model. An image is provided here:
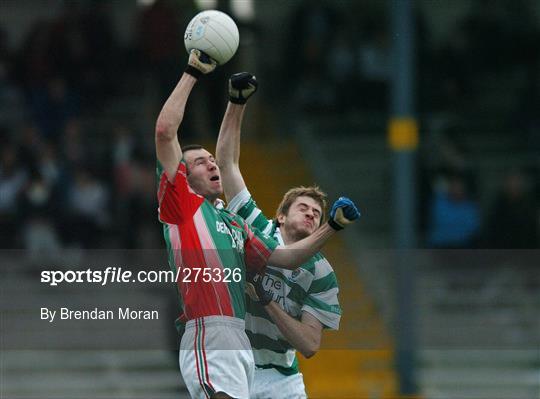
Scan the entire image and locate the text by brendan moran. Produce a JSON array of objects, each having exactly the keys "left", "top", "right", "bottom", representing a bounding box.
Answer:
[{"left": 41, "top": 307, "right": 159, "bottom": 323}]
